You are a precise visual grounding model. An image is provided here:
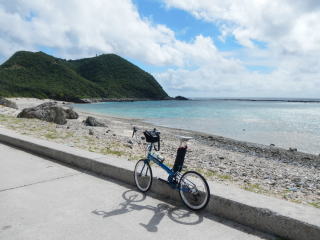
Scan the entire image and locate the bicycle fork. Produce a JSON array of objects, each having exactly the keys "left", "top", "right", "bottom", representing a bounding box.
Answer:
[{"left": 139, "top": 161, "right": 149, "bottom": 177}]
